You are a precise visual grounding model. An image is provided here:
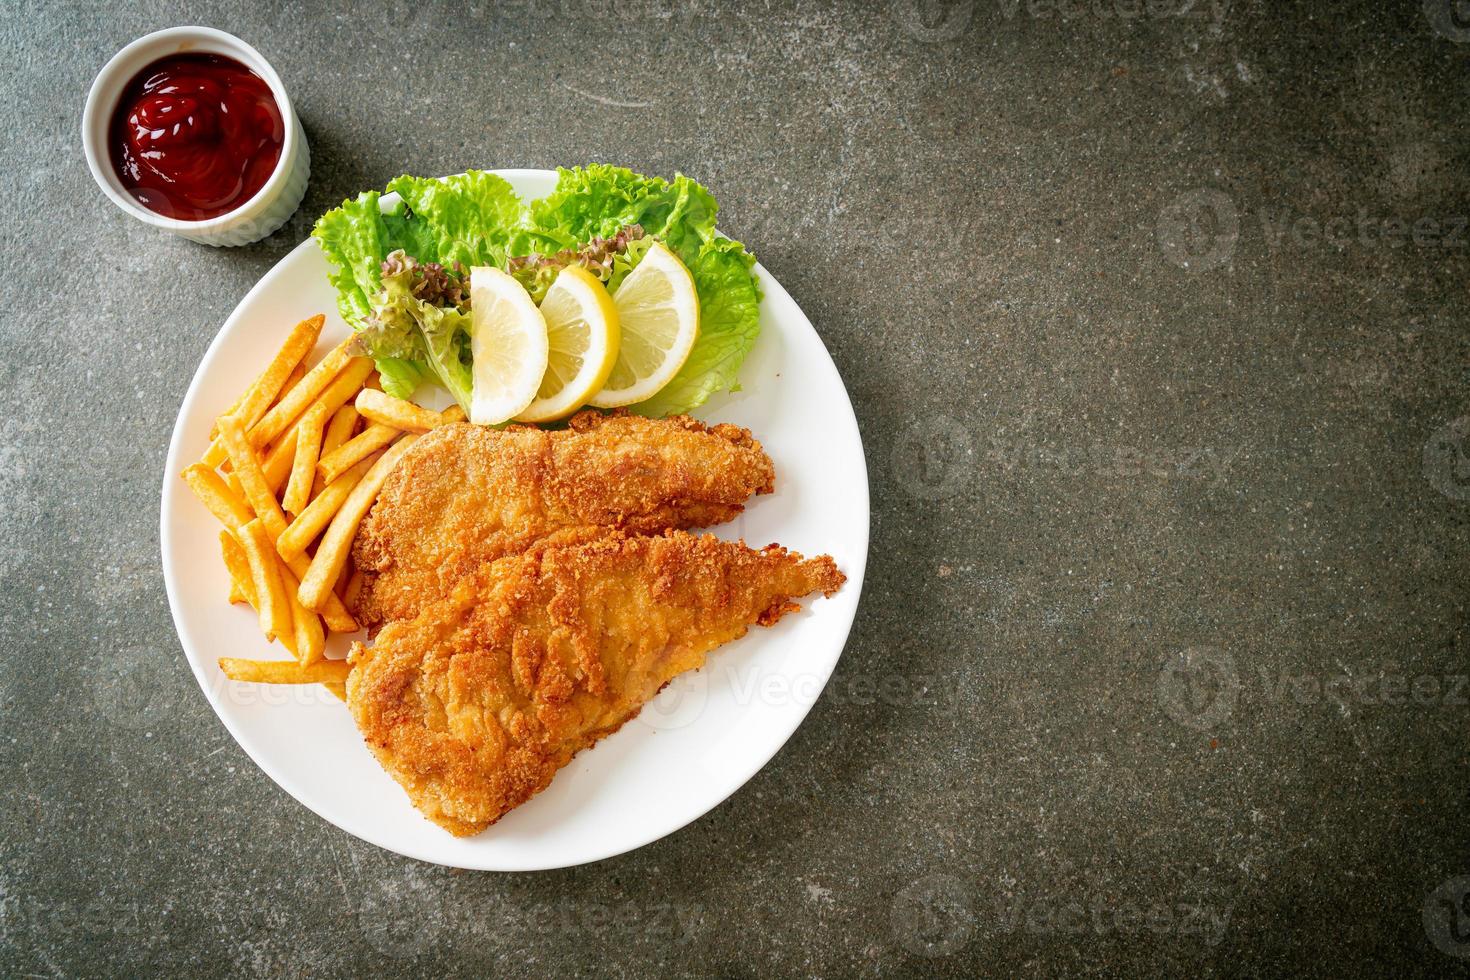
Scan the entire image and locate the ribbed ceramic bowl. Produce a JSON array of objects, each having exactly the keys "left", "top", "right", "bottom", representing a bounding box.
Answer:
[{"left": 81, "top": 26, "right": 309, "bottom": 247}]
